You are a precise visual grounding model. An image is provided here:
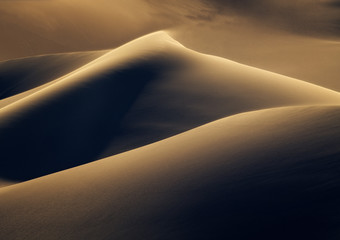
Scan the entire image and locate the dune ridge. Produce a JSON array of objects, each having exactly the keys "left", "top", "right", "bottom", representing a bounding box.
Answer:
[
  {"left": 1, "top": 0, "right": 340, "bottom": 239},
  {"left": 0, "top": 105, "right": 339, "bottom": 239},
  {"left": 0, "top": 51, "right": 108, "bottom": 99},
  {"left": 1, "top": 31, "right": 340, "bottom": 182},
  {"left": 0, "top": 51, "right": 109, "bottom": 109}
]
